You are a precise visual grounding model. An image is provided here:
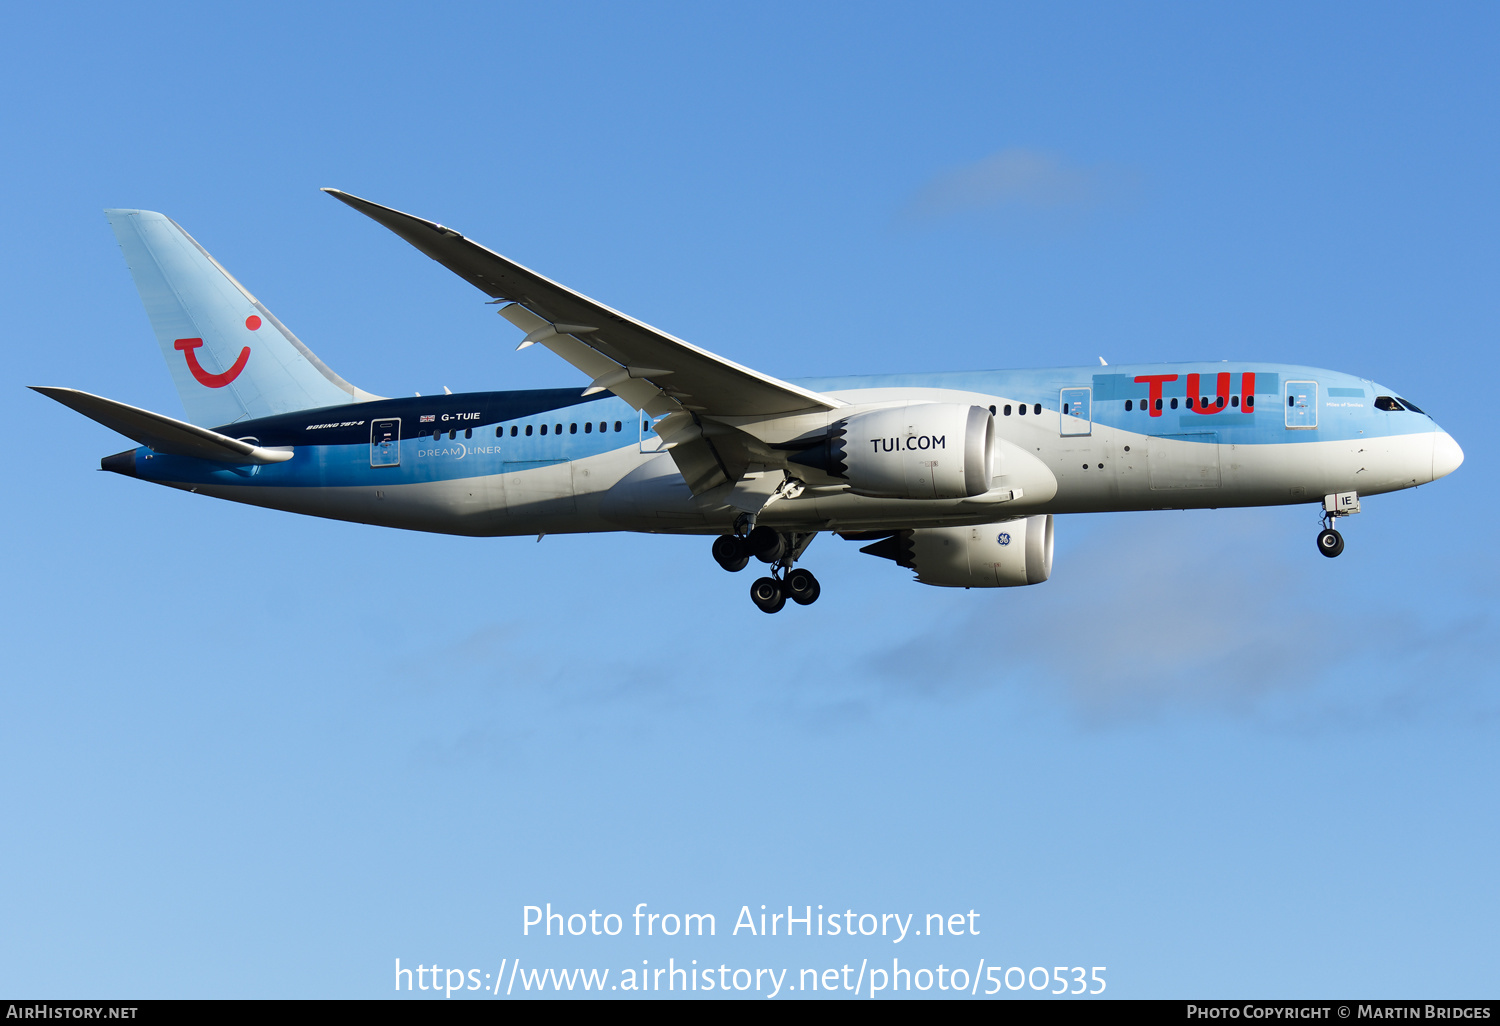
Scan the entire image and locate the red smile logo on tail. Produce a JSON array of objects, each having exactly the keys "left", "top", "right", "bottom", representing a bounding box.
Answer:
[
  {"left": 174, "top": 314, "right": 258, "bottom": 388},
  {"left": 175, "top": 337, "right": 250, "bottom": 387},
  {"left": 174, "top": 316, "right": 259, "bottom": 388}
]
